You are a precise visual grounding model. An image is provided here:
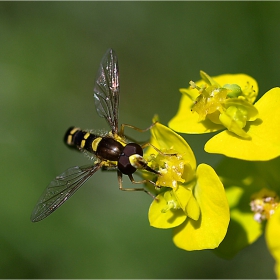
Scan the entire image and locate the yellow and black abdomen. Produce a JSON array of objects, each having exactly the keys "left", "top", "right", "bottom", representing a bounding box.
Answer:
[
  {"left": 64, "top": 126, "right": 124, "bottom": 162},
  {"left": 64, "top": 127, "right": 100, "bottom": 154}
]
